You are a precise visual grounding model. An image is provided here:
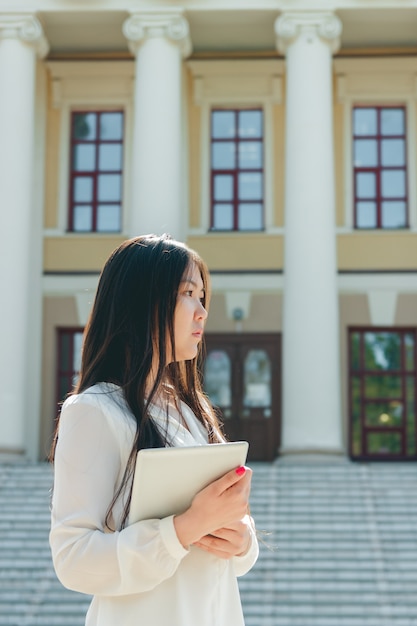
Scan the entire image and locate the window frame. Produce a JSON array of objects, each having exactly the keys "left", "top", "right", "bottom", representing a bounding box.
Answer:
[
  {"left": 352, "top": 105, "right": 409, "bottom": 230},
  {"left": 45, "top": 60, "right": 134, "bottom": 238},
  {"left": 348, "top": 326, "right": 417, "bottom": 461},
  {"left": 209, "top": 107, "right": 265, "bottom": 232},
  {"left": 68, "top": 109, "right": 125, "bottom": 234},
  {"left": 56, "top": 327, "right": 84, "bottom": 410}
]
